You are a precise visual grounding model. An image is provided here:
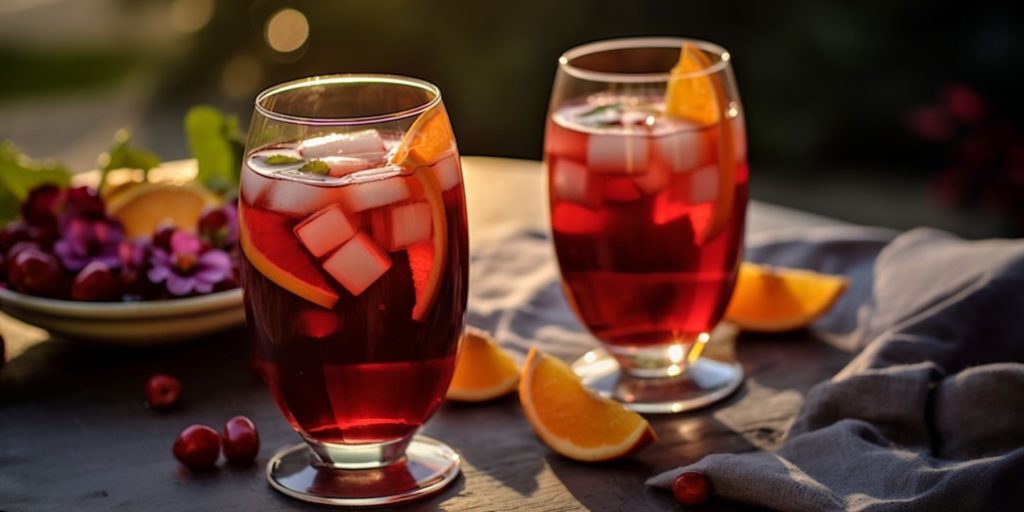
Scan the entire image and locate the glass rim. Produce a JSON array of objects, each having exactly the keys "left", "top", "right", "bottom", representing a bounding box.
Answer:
[
  {"left": 558, "top": 37, "right": 731, "bottom": 83},
  {"left": 254, "top": 73, "right": 442, "bottom": 126}
]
